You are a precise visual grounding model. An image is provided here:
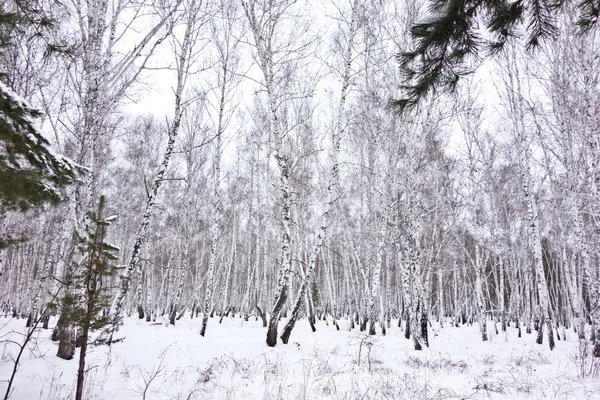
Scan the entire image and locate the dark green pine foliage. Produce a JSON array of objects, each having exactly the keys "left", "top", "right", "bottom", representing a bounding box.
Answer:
[
  {"left": 56, "top": 197, "right": 122, "bottom": 365},
  {"left": 0, "top": 4, "right": 81, "bottom": 216},
  {"left": 0, "top": 82, "right": 80, "bottom": 212},
  {"left": 71, "top": 196, "right": 122, "bottom": 343},
  {"left": 578, "top": 0, "right": 600, "bottom": 32},
  {"left": 393, "top": 0, "right": 597, "bottom": 113}
]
